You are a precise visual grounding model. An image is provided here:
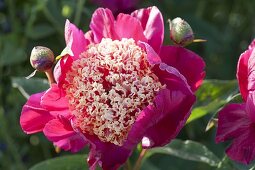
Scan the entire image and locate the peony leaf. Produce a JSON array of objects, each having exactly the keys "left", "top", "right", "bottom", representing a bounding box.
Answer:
[
  {"left": 147, "top": 139, "right": 220, "bottom": 167},
  {"left": 11, "top": 77, "right": 49, "bottom": 99},
  {"left": 187, "top": 79, "right": 238, "bottom": 123},
  {"left": 216, "top": 156, "right": 235, "bottom": 170},
  {"left": 0, "top": 35, "right": 27, "bottom": 66},
  {"left": 216, "top": 155, "right": 255, "bottom": 170},
  {"left": 29, "top": 155, "right": 87, "bottom": 170},
  {"left": 141, "top": 161, "right": 161, "bottom": 170}
]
